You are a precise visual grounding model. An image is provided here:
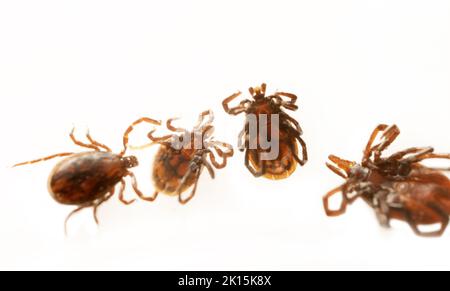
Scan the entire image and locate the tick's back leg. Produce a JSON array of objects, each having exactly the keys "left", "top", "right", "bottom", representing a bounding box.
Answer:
[
  {"left": 295, "top": 135, "right": 308, "bottom": 166},
  {"left": 13, "top": 152, "right": 74, "bottom": 167},
  {"left": 178, "top": 171, "right": 201, "bottom": 205},
  {"left": 323, "top": 185, "right": 347, "bottom": 217},
  {"left": 405, "top": 203, "right": 449, "bottom": 237},
  {"left": 64, "top": 202, "right": 94, "bottom": 236},
  {"left": 92, "top": 191, "right": 115, "bottom": 225},
  {"left": 127, "top": 172, "right": 159, "bottom": 202},
  {"left": 411, "top": 153, "right": 450, "bottom": 170},
  {"left": 118, "top": 179, "right": 136, "bottom": 205}
]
